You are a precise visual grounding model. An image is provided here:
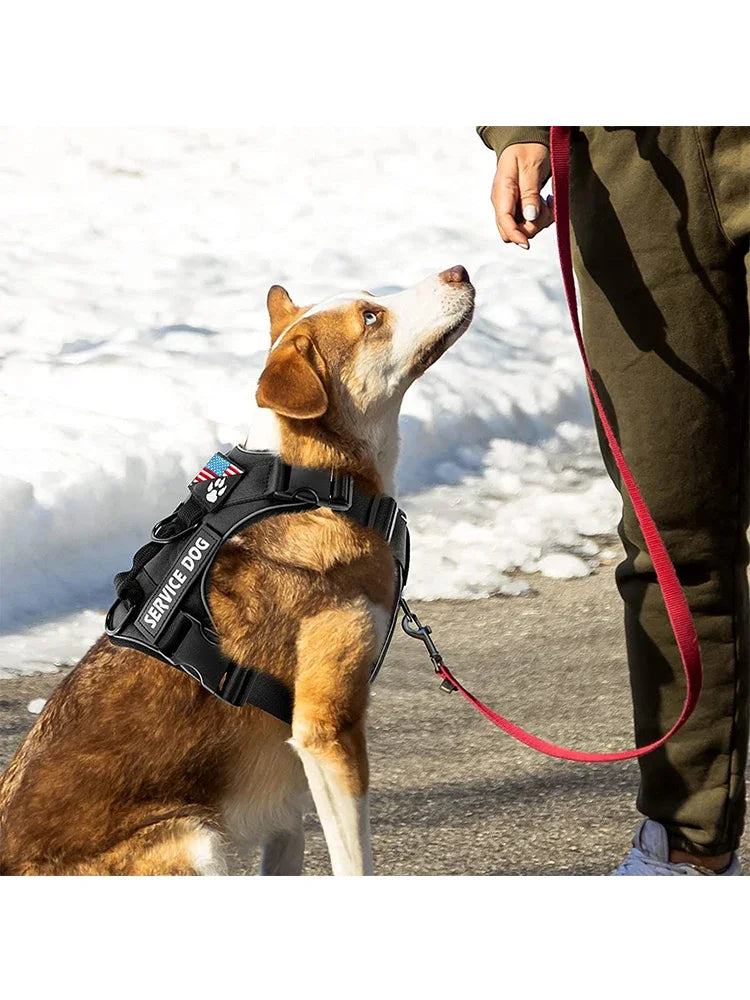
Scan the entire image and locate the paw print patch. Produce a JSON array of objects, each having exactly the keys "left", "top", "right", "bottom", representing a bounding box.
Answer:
[
  {"left": 205, "top": 476, "right": 227, "bottom": 504},
  {"left": 190, "top": 452, "right": 243, "bottom": 498}
]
